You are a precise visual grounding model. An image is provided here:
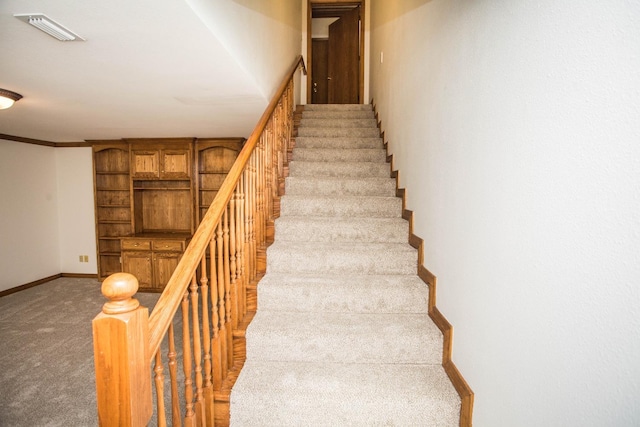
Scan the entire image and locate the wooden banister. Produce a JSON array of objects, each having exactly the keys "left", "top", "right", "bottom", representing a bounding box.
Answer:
[
  {"left": 147, "top": 55, "right": 305, "bottom": 357},
  {"left": 93, "top": 55, "right": 305, "bottom": 426},
  {"left": 92, "top": 273, "right": 152, "bottom": 426}
]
